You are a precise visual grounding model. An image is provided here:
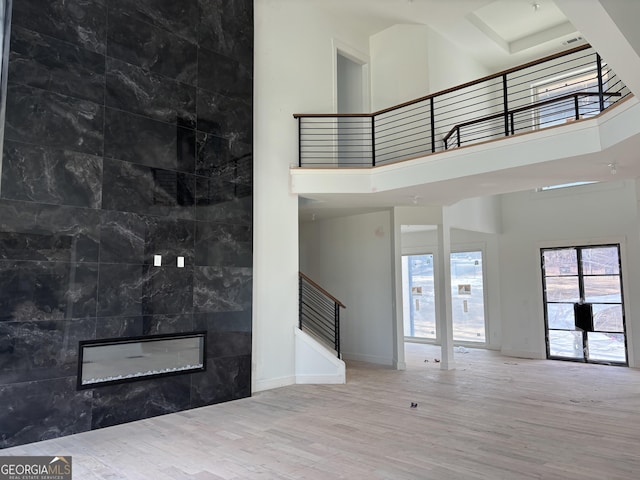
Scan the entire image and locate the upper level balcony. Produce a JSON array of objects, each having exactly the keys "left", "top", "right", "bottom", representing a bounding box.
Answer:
[
  {"left": 291, "top": 44, "right": 638, "bottom": 211},
  {"left": 294, "top": 44, "right": 630, "bottom": 169}
]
